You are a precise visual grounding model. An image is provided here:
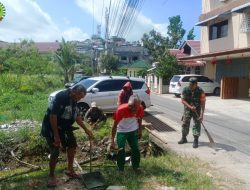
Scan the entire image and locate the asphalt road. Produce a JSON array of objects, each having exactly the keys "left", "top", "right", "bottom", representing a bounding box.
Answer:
[{"left": 148, "top": 93, "right": 250, "bottom": 156}]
